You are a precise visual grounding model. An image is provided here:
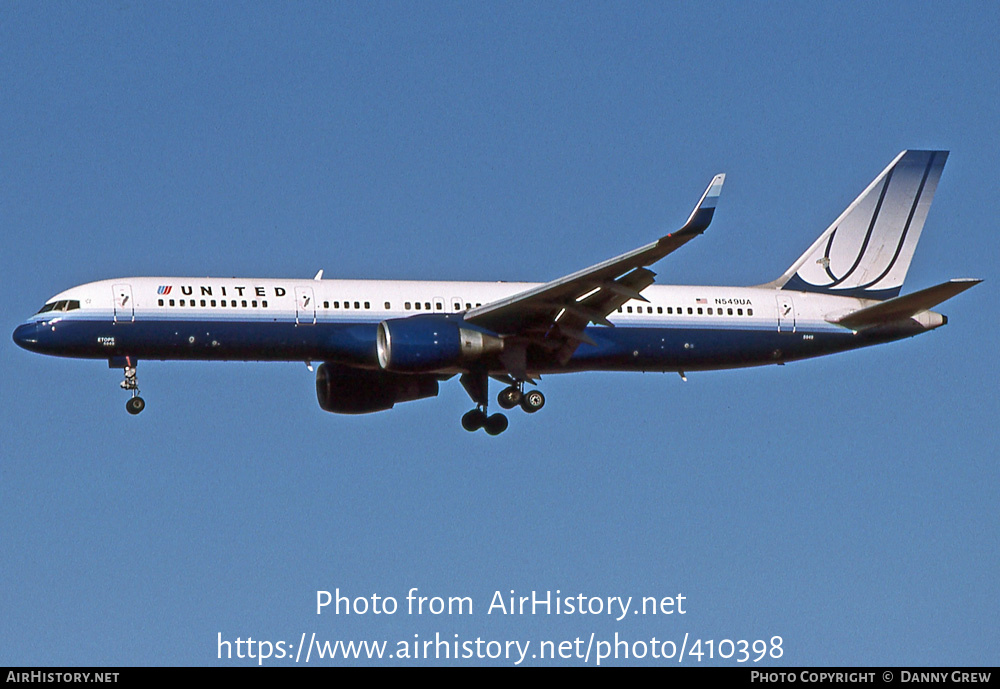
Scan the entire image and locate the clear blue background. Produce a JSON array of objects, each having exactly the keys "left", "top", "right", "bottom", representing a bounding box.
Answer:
[{"left": 2, "top": 1, "right": 996, "bottom": 666}]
